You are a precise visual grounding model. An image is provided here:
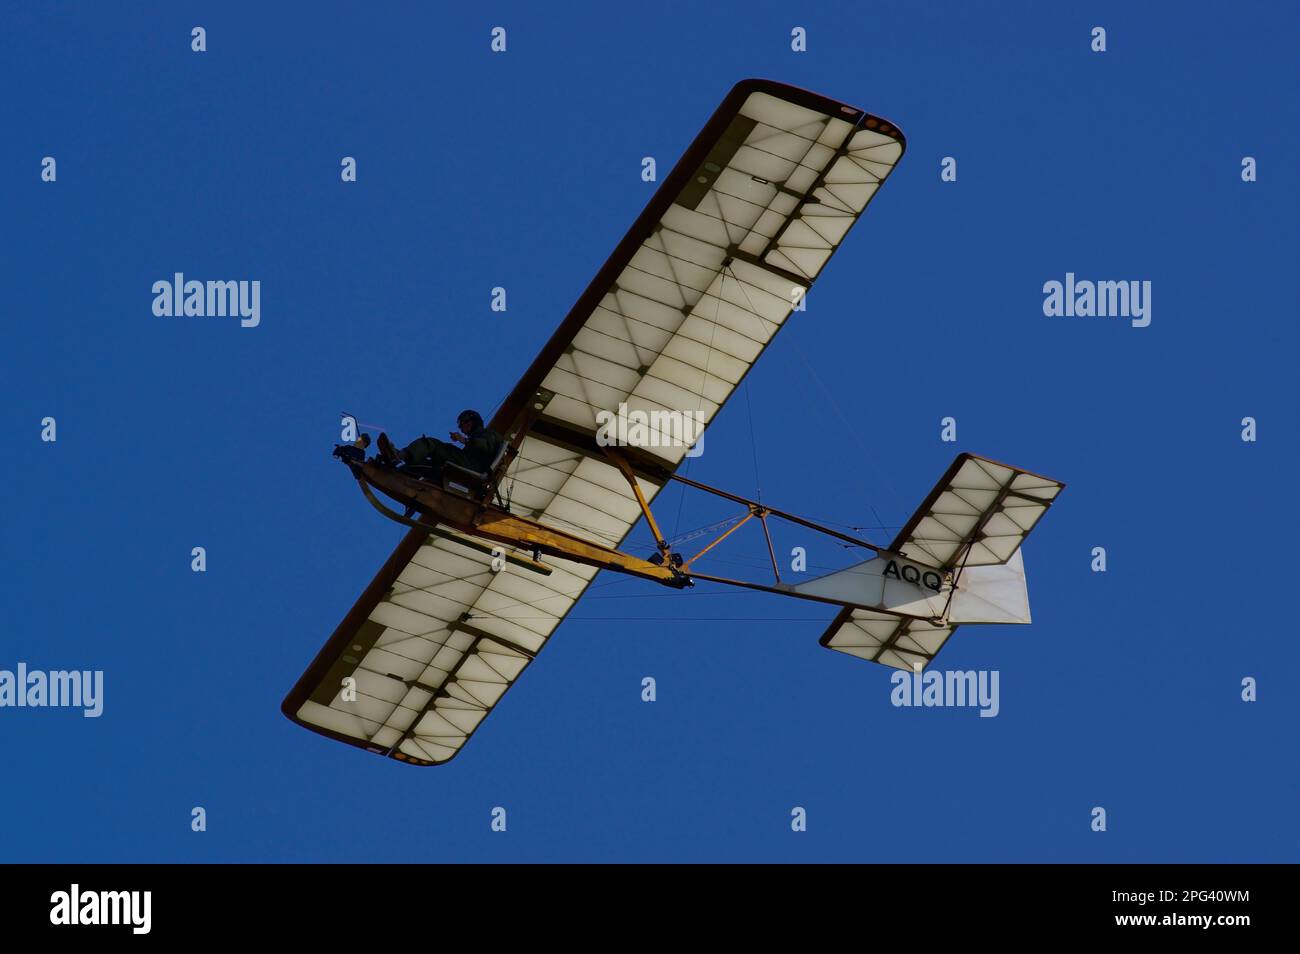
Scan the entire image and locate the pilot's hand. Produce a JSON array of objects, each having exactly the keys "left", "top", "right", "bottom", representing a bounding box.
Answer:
[{"left": 450, "top": 431, "right": 467, "bottom": 443}]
